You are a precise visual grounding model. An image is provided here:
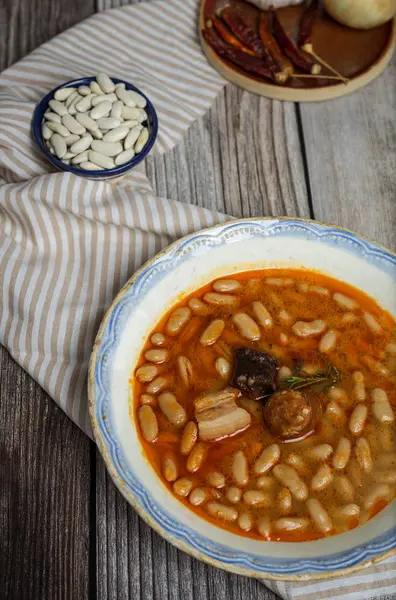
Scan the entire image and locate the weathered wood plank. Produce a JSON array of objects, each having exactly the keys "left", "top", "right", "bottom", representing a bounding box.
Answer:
[
  {"left": 300, "top": 57, "right": 396, "bottom": 252},
  {"left": 0, "top": 0, "right": 95, "bottom": 71},
  {"left": 96, "top": 81, "right": 310, "bottom": 600},
  {"left": 0, "top": 345, "right": 92, "bottom": 600}
]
